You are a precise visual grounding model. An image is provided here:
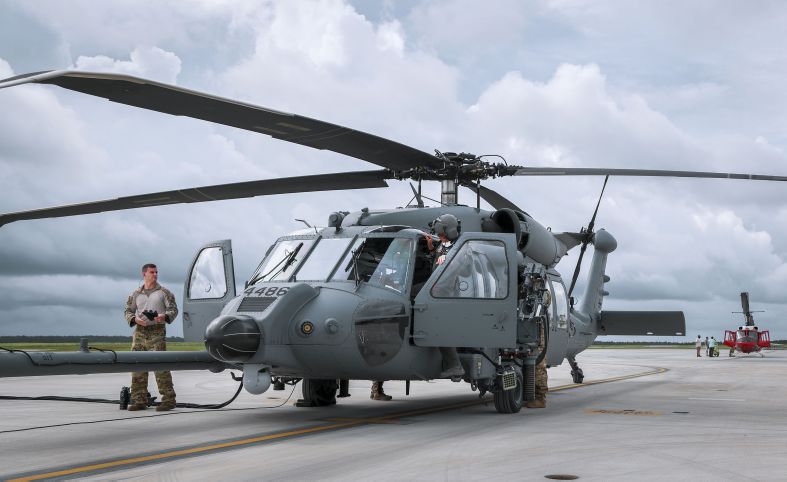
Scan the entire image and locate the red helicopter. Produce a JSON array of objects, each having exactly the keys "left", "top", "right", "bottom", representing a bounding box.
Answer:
[{"left": 723, "top": 292, "right": 771, "bottom": 356}]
